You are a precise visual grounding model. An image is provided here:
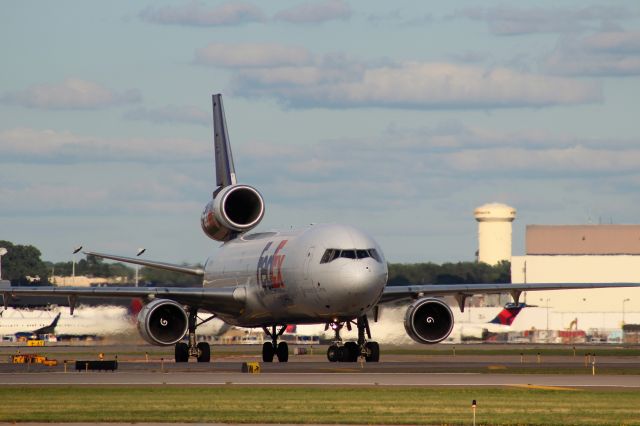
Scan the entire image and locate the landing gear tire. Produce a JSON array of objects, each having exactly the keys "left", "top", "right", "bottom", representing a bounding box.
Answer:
[
  {"left": 344, "top": 342, "right": 359, "bottom": 362},
  {"left": 262, "top": 342, "right": 275, "bottom": 362},
  {"left": 175, "top": 342, "right": 189, "bottom": 362},
  {"left": 276, "top": 341, "right": 289, "bottom": 362},
  {"left": 196, "top": 342, "right": 210, "bottom": 363},
  {"left": 327, "top": 344, "right": 339, "bottom": 362},
  {"left": 336, "top": 345, "right": 346, "bottom": 362},
  {"left": 364, "top": 341, "right": 380, "bottom": 362}
]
